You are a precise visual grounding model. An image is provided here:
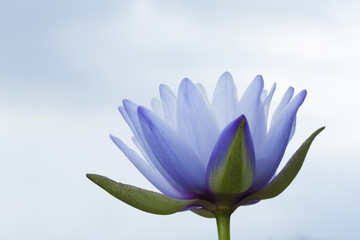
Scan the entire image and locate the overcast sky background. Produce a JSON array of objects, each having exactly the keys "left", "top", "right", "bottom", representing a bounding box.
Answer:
[{"left": 1, "top": 1, "right": 359, "bottom": 239}]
